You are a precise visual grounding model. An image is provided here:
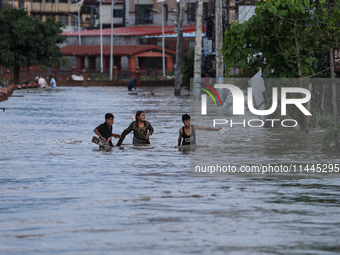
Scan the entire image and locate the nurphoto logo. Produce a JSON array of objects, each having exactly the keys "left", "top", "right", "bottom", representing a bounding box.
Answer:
[{"left": 200, "top": 84, "right": 312, "bottom": 128}]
